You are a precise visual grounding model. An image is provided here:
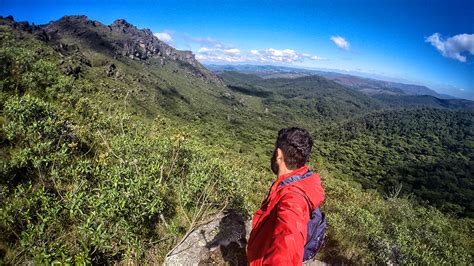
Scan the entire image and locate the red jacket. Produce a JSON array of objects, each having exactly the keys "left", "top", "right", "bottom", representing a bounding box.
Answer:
[{"left": 247, "top": 165, "right": 325, "bottom": 265}]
